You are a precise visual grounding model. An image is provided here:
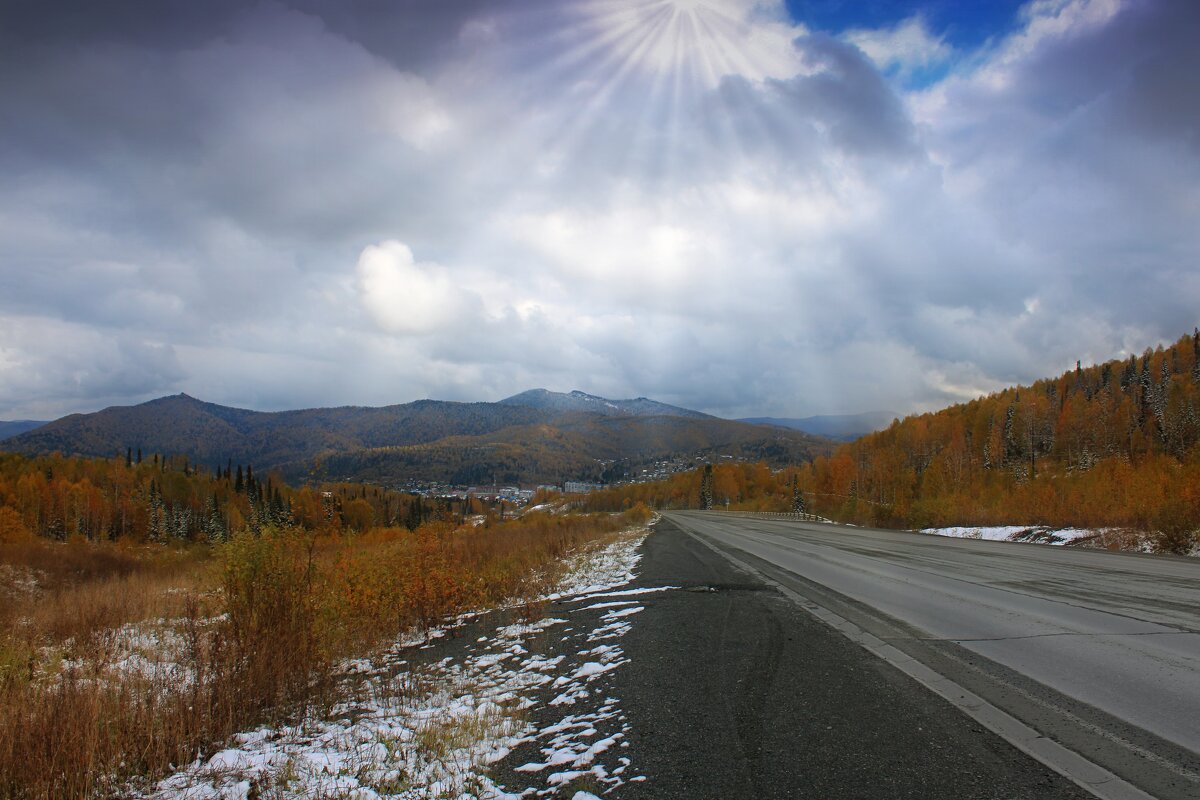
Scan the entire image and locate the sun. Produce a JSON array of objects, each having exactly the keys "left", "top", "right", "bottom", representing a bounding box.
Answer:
[
  {"left": 505, "top": 0, "right": 806, "bottom": 190},
  {"left": 574, "top": 0, "right": 802, "bottom": 87}
]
